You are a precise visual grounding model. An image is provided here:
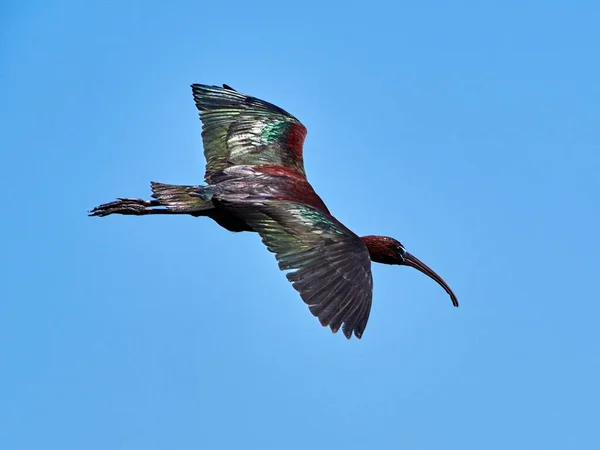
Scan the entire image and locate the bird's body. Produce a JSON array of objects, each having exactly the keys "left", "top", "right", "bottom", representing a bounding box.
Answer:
[{"left": 91, "top": 84, "right": 458, "bottom": 338}]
